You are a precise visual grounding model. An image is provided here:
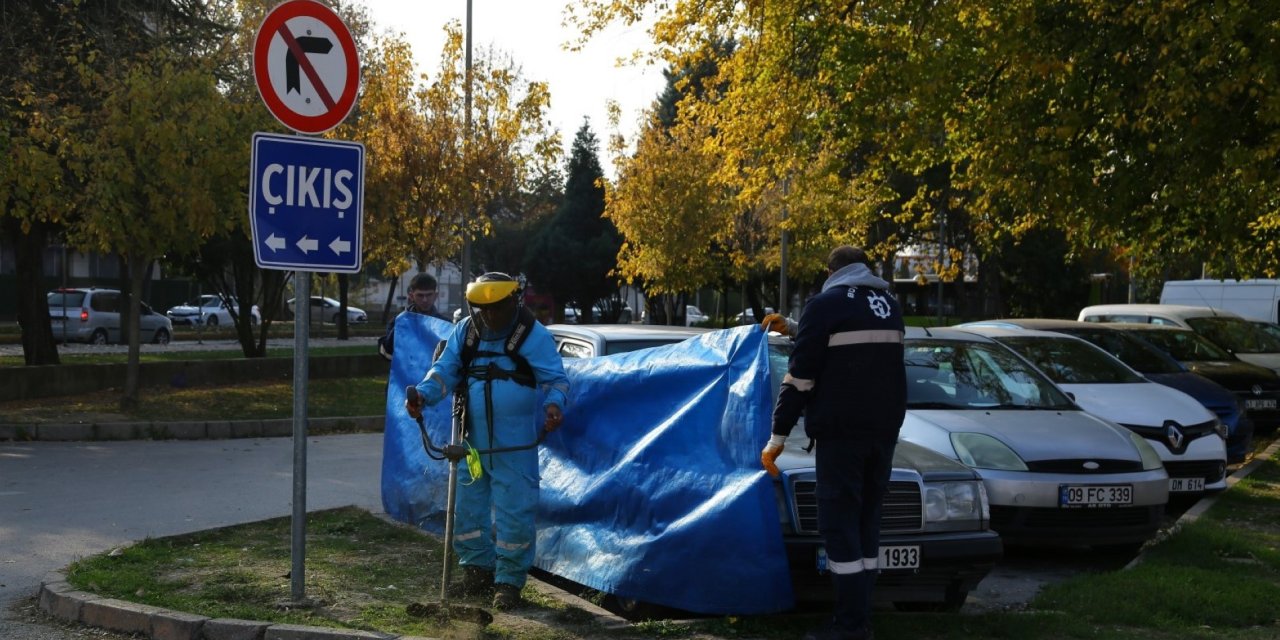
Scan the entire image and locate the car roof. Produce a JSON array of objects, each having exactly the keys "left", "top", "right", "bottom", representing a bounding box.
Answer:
[
  {"left": 953, "top": 325, "right": 1091, "bottom": 341},
  {"left": 1101, "top": 322, "right": 1192, "bottom": 333},
  {"left": 955, "top": 318, "right": 1107, "bottom": 332},
  {"left": 1078, "top": 303, "right": 1242, "bottom": 320},
  {"left": 547, "top": 324, "right": 711, "bottom": 341},
  {"left": 905, "top": 325, "right": 1001, "bottom": 343}
]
